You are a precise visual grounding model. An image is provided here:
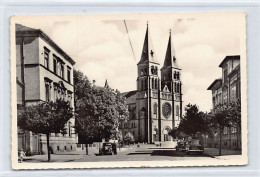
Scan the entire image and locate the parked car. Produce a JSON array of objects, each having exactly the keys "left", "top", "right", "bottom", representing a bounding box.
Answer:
[
  {"left": 175, "top": 141, "right": 186, "bottom": 152},
  {"left": 99, "top": 143, "right": 117, "bottom": 155},
  {"left": 185, "top": 139, "right": 204, "bottom": 154}
]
